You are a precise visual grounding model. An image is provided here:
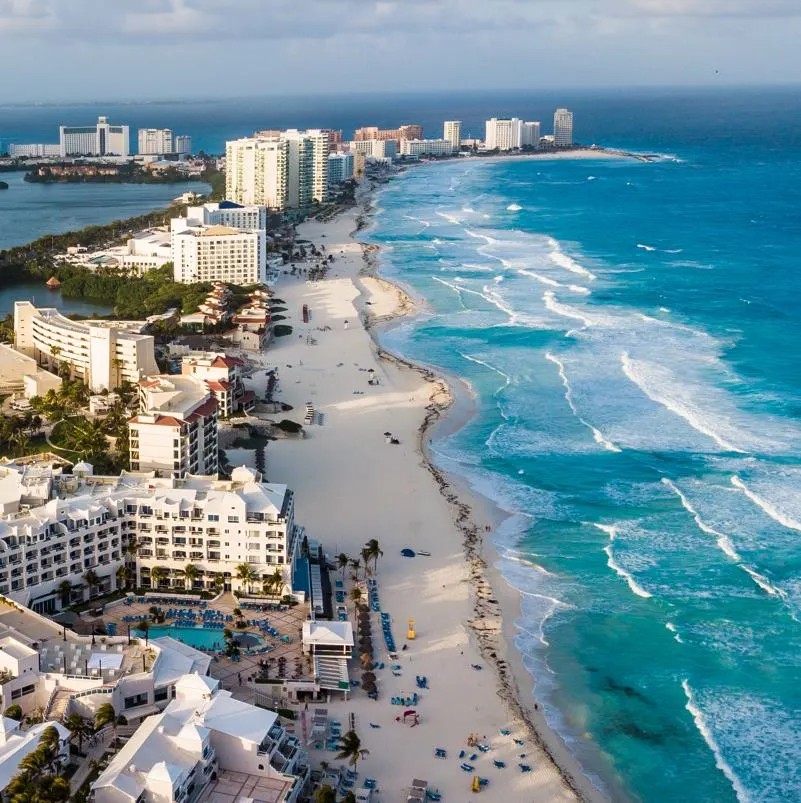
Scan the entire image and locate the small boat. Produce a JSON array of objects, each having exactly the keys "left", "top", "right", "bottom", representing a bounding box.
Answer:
[{"left": 417, "top": 550, "right": 431, "bottom": 556}]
